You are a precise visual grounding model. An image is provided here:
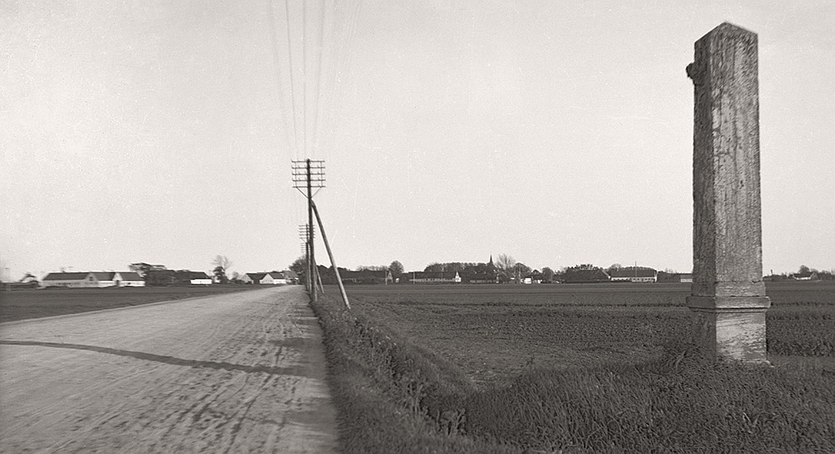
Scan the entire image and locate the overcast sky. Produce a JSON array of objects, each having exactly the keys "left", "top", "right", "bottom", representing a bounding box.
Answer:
[{"left": 2, "top": 0, "right": 833, "bottom": 279}]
